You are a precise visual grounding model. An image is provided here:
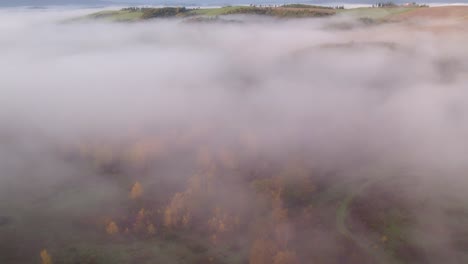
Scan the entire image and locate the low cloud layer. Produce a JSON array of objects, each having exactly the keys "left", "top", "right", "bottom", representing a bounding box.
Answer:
[{"left": 2, "top": 11, "right": 468, "bottom": 167}]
